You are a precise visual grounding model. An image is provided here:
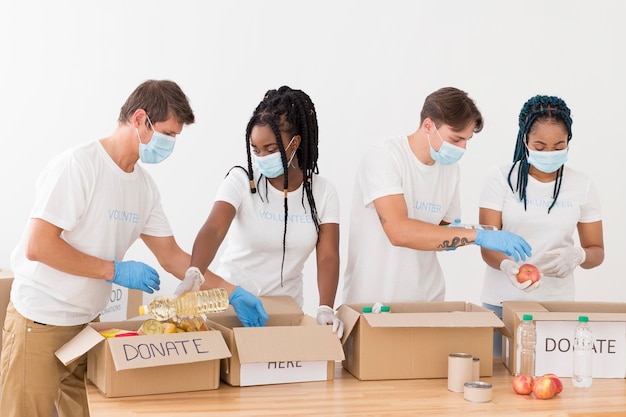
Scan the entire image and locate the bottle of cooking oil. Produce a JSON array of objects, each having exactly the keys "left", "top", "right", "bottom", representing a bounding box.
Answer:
[{"left": 139, "top": 288, "right": 229, "bottom": 321}]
